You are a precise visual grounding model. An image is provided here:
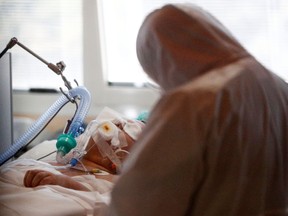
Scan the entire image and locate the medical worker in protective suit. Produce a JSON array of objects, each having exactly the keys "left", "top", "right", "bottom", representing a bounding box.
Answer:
[{"left": 107, "top": 3, "right": 288, "bottom": 216}]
